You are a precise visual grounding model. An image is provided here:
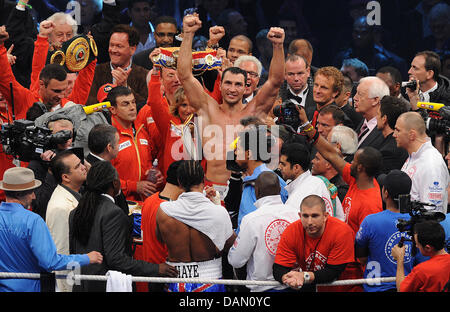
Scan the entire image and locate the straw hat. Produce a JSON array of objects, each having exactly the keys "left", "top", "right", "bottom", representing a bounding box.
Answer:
[{"left": 0, "top": 167, "right": 42, "bottom": 191}]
